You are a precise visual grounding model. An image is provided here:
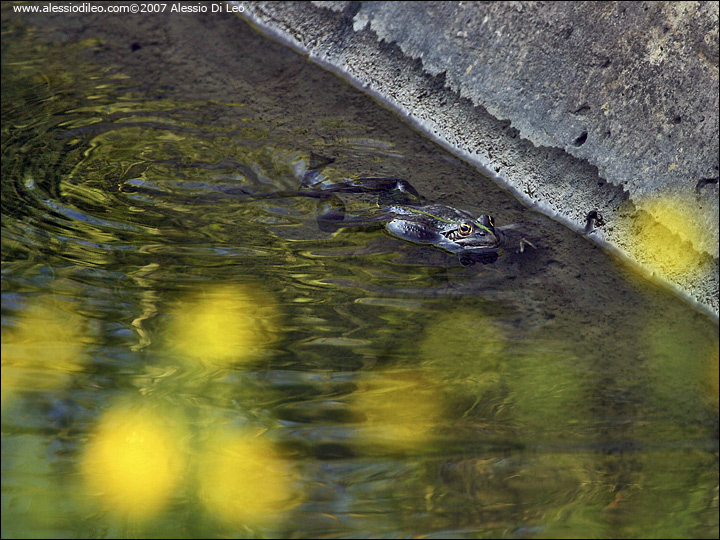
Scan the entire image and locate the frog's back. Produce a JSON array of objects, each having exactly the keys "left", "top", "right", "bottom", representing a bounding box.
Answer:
[{"left": 388, "top": 204, "right": 474, "bottom": 223}]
